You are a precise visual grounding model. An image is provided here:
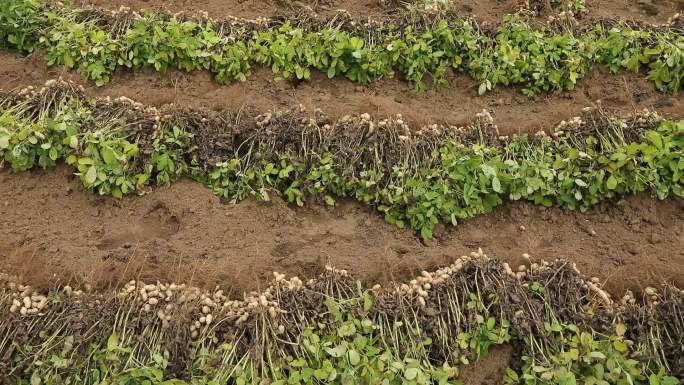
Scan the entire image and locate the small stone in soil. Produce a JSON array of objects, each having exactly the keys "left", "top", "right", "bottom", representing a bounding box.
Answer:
[{"left": 625, "top": 243, "right": 640, "bottom": 255}]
